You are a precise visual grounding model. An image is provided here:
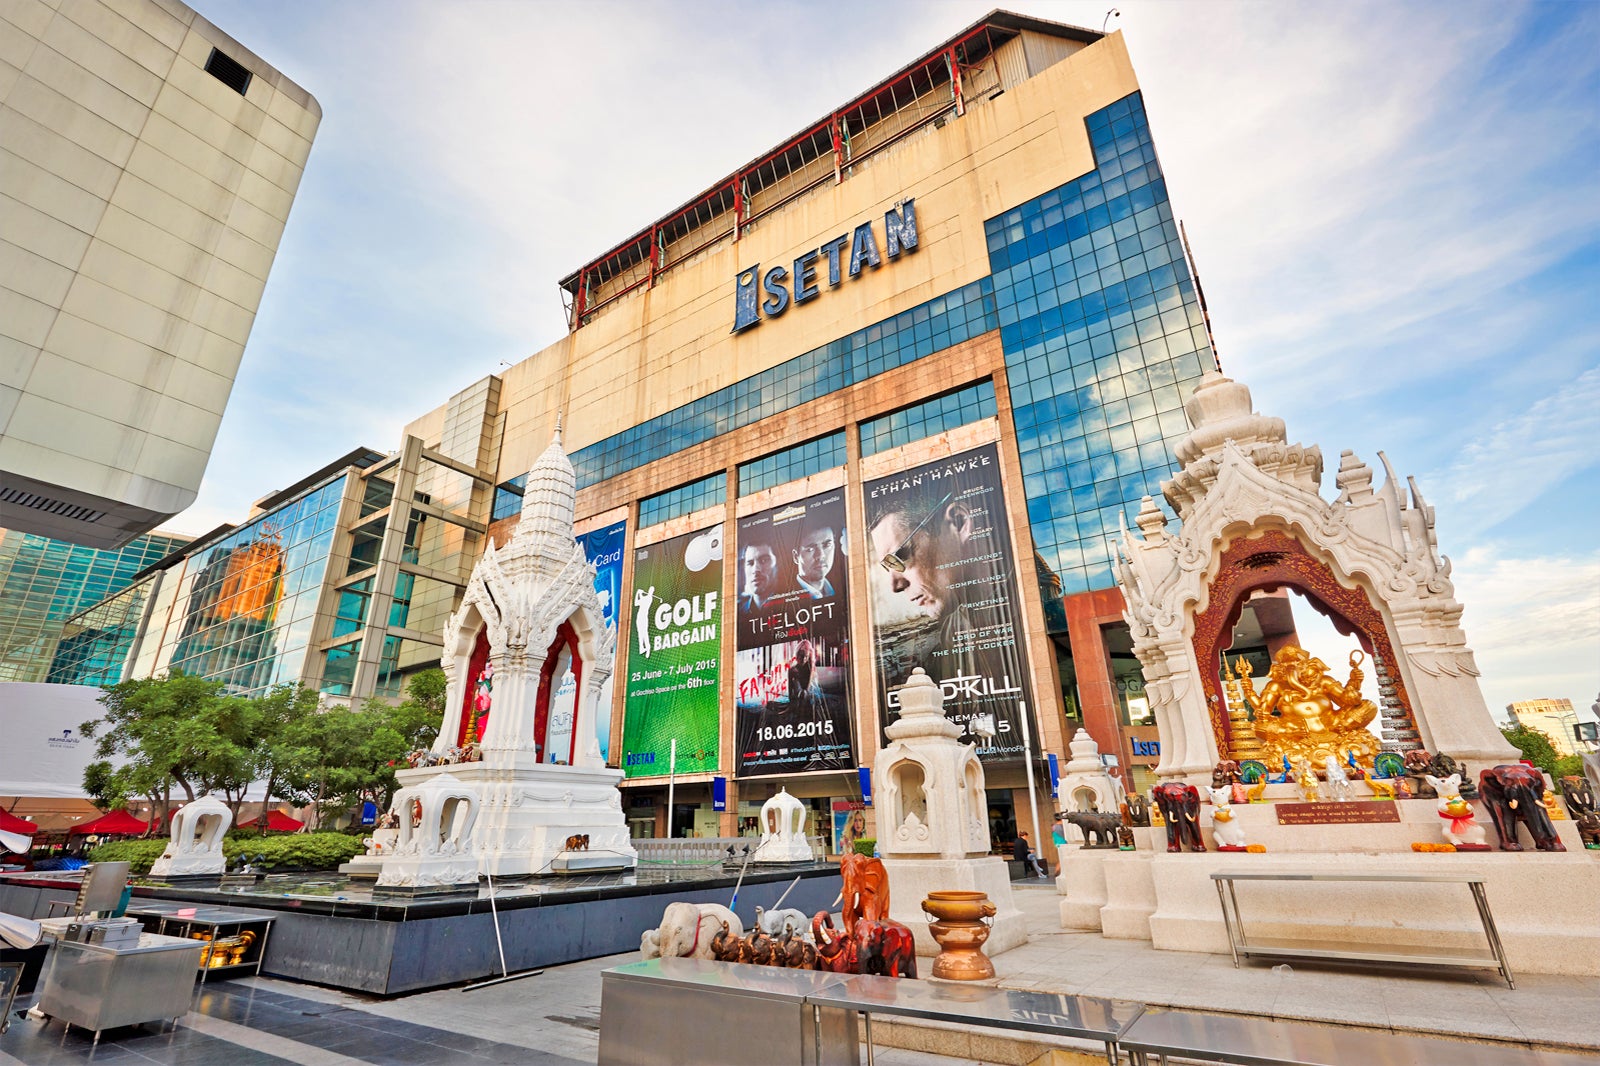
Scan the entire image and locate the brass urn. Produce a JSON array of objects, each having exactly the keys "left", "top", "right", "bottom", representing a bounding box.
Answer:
[{"left": 922, "top": 890, "right": 997, "bottom": 980}]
